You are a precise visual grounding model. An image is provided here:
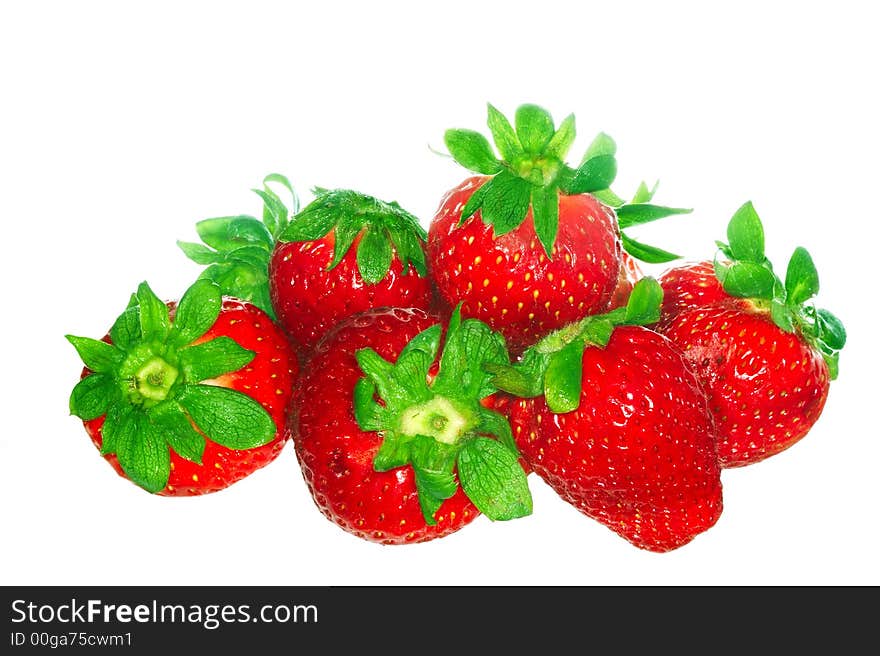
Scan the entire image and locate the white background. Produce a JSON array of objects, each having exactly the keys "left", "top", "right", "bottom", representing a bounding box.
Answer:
[{"left": 2, "top": 1, "right": 878, "bottom": 586}]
